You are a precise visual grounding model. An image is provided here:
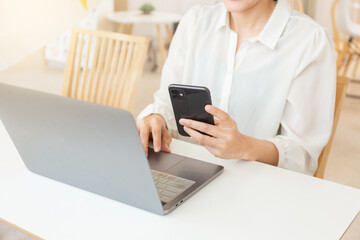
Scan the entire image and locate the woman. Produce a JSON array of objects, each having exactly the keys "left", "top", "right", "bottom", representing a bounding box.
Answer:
[{"left": 137, "top": 0, "right": 336, "bottom": 175}]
